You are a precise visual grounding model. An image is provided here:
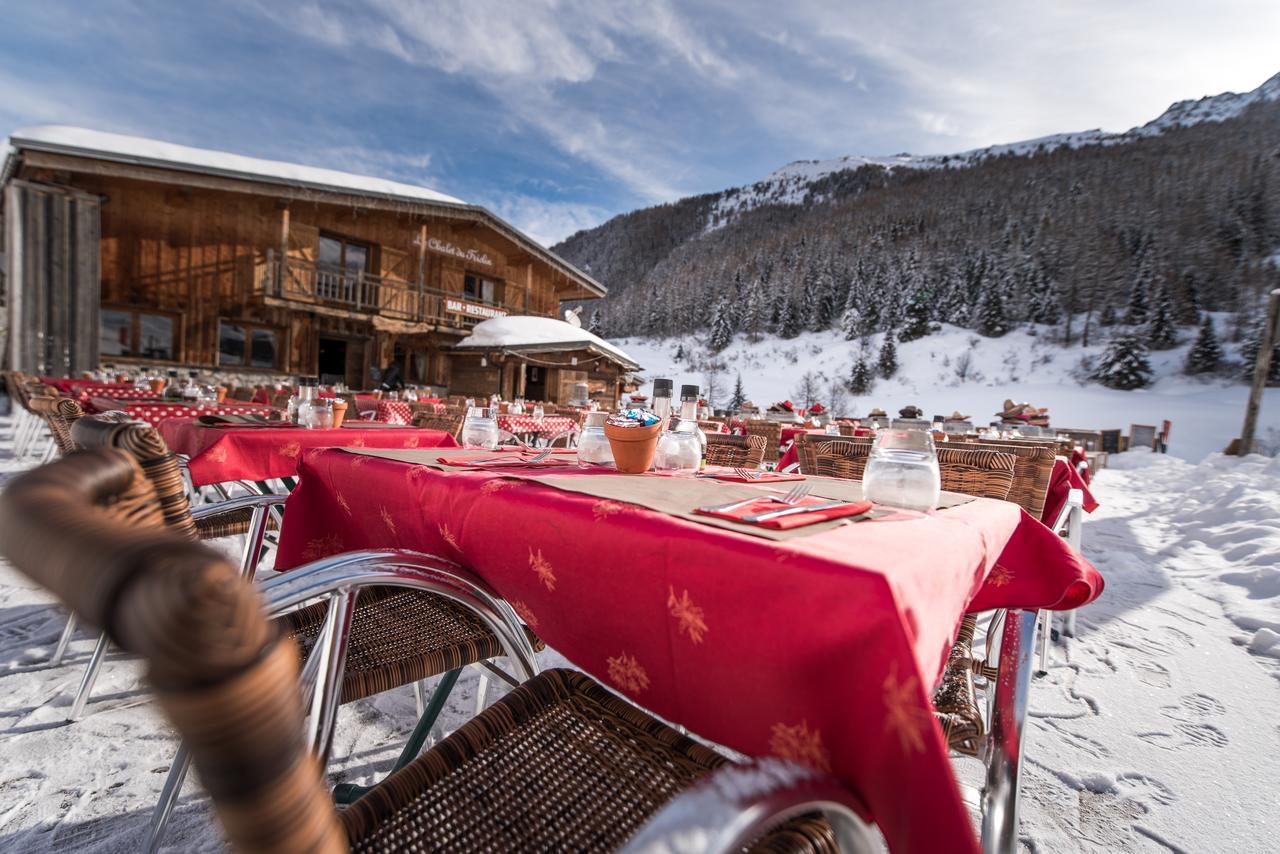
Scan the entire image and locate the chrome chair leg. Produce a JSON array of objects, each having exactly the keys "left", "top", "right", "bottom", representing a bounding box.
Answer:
[
  {"left": 51, "top": 613, "right": 77, "bottom": 666},
  {"left": 68, "top": 631, "right": 110, "bottom": 721},
  {"left": 305, "top": 590, "right": 357, "bottom": 768},
  {"left": 981, "top": 609, "right": 1037, "bottom": 854},
  {"left": 1037, "top": 611, "right": 1051, "bottom": 674},
  {"left": 474, "top": 670, "right": 489, "bottom": 717},
  {"left": 413, "top": 679, "right": 428, "bottom": 718},
  {"left": 145, "top": 744, "right": 191, "bottom": 854}
]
